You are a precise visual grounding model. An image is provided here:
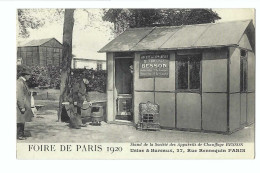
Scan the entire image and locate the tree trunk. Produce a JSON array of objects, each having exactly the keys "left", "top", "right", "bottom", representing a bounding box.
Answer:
[{"left": 58, "top": 9, "right": 75, "bottom": 122}]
